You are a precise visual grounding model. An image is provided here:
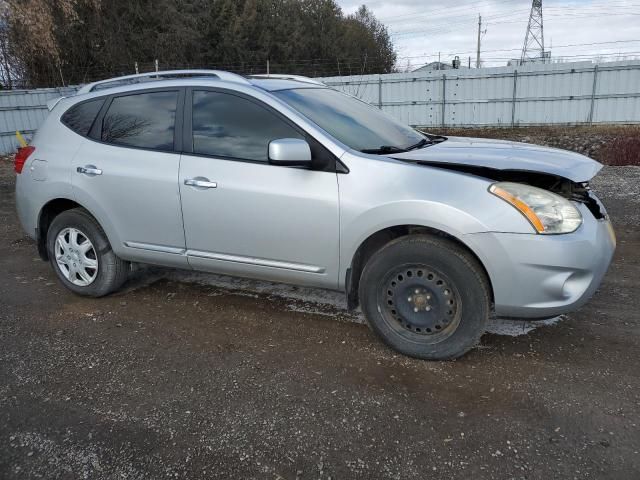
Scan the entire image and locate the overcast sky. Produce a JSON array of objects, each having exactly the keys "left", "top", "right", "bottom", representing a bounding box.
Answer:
[{"left": 336, "top": 0, "right": 640, "bottom": 68}]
